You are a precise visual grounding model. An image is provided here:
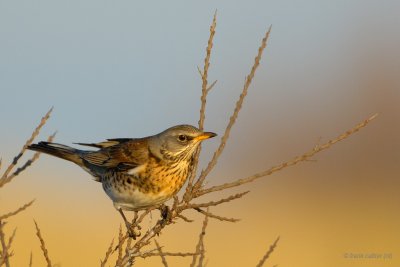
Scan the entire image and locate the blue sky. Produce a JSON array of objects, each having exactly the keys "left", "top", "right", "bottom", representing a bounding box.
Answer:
[
  {"left": 1, "top": 0, "right": 398, "bottom": 144},
  {"left": 1, "top": 0, "right": 399, "bottom": 182}
]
